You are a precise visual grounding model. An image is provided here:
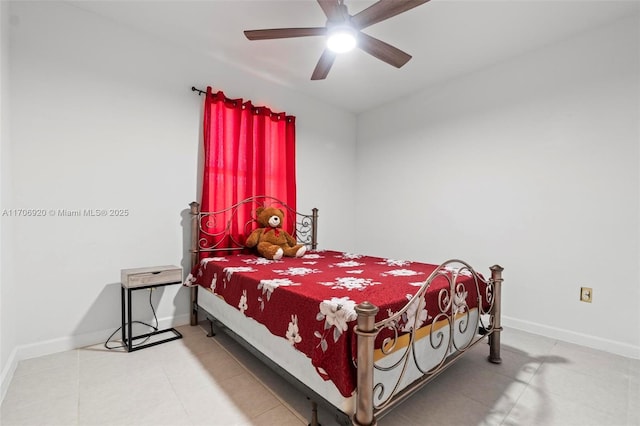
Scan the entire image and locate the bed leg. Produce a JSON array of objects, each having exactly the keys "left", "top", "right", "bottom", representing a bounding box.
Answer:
[
  {"left": 354, "top": 301, "right": 379, "bottom": 426},
  {"left": 189, "top": 201, "right": 200, "bottom": 326},
  {"left": 205, "top": 317, "right": 216, "bottom": 337},
  {"left": 488, "top": 265, "right": 504, "bottom": 364},
  {"left": 190, "top": 286, "right": 198, "bottom": 326},
  {"left": 308, "top": 399, "right": 319, "bottom": 426}
]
